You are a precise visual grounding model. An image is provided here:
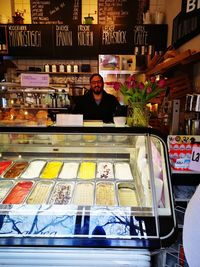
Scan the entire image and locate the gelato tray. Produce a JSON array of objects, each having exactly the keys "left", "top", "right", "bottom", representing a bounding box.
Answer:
[
  {"left": 58, "top": 162, "right": 79, "bottom": 179},
  {"left": 3, "top": 161, "right": 29, "bottom": 179},
  {"left": 48, "top": 182, "right": 74, "bottom": 204},
  {"left": 20, "top": 160, "right": 46, "bottom": 179},
  {"left": 0, "top": 160, "right": 13, "bottom": 176},
  {"left": 114, "top": 162, "right": 134, "bottom": 180},
  {"left": 117, "top": 183, "right": 139, "bottom": 207},
  {"left": 3, "top": 181, "right": 33, "bottom": 204},
  {"left": 96, "top": 162, "right": 114, "bottom": 179},
  {"left": 26, "top": 181, "right": 54, "bottom": 204},
  {"left": 0, "top": 180, "right": 14, "bottom": 203},
  {"left": 96, "top": 182, "right": 116, "bottom": 206},
  {"left": 72, "top": 182, "right": 94, "bottom": 206},
  {"left": 78, "top": 162, "right": 96, "bottom": 180},
  {"left": 40, "top": 161, "right": 63, "bottom": 179}
]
